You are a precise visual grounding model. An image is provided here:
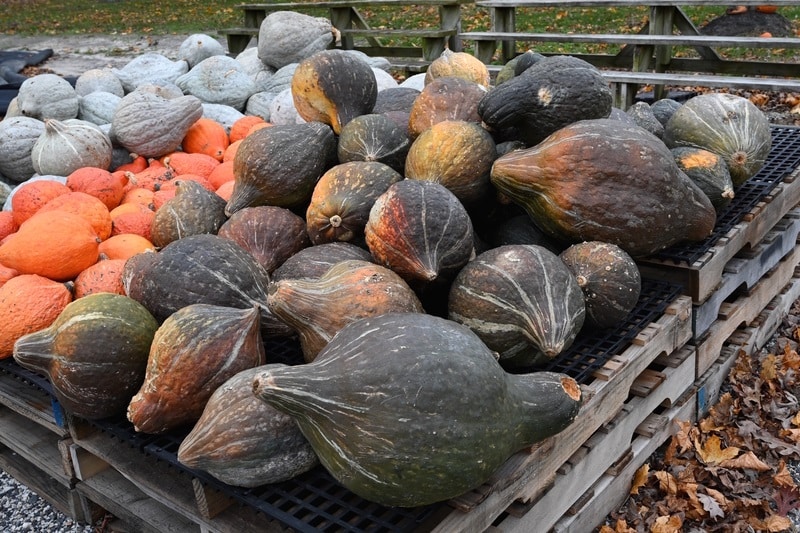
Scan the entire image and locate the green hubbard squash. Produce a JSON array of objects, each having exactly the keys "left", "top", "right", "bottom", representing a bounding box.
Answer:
[
  {"left": 336, "top": 114, "right": 410, "bottom": 174},
  {"left": 663, "top": 93, "right": 771, "bottom": 186},
  {"left": 13, "top": 293, "right": 158, "bottom": 420},
  {"left": 252, "top": 312, "right": 582, "bottom": 507},
  {"left": 490, "top": 119, "right": 717, "bottom": 258},
  {"left": 671, "top": 147, "right": 735, "bottom": 212},
  {"left": 559, "top": 241, "right": 641, "bottom": 330},
  {"left": 448, "top": 244, "right": 585, "bottom": 367},
  {"left": 178, "top": 365, "right": 319, "bottom": 487},
  {"left": 271, "top": 242, "right": 374, "bottom": 282},
  {"left": 150, "top": 179, "right": 227, "bottom": 248}
]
